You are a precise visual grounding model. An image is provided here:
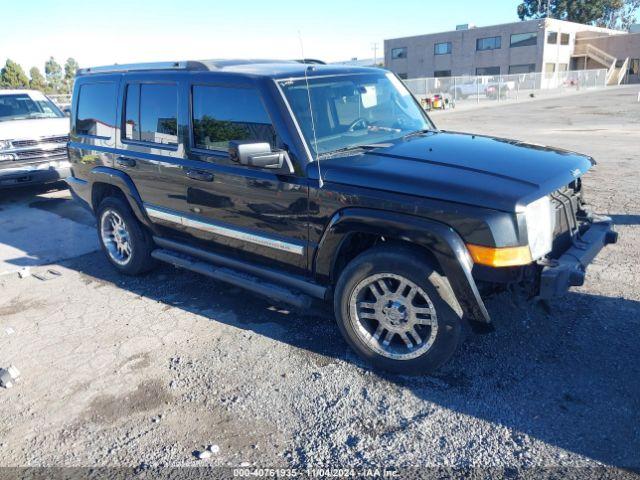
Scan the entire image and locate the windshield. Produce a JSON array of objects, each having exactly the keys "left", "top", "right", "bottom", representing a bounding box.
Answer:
[
  {"left": 0, "top": 93, "right": 64, "bottom": 121},
  {"left": 278, "top": 72, "right": 433, "bottom": 158}
]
